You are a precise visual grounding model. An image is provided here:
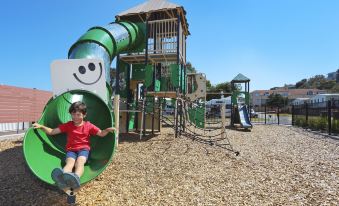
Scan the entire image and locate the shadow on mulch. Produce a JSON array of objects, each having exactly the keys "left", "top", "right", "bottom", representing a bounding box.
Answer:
[
  {"left": 0, "top": 144, "right": 66, "bottom": 205},
  {"left": 225, "top": 125, "right": 252, "bottom": 132},
  {"left": 119, "top": 132, "right": 160, "bottom": 143}
]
